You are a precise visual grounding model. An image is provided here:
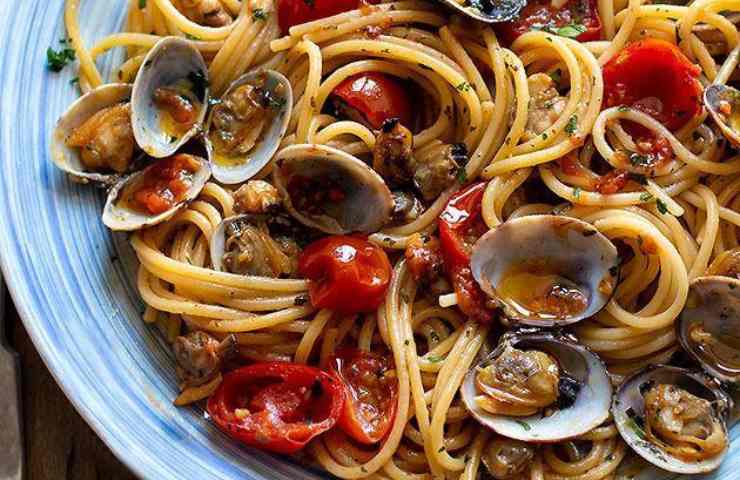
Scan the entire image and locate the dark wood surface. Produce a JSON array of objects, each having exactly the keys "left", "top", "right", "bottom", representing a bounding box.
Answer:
[{"left": 4, "top": 289, "right": 136, "bottom": 480}]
